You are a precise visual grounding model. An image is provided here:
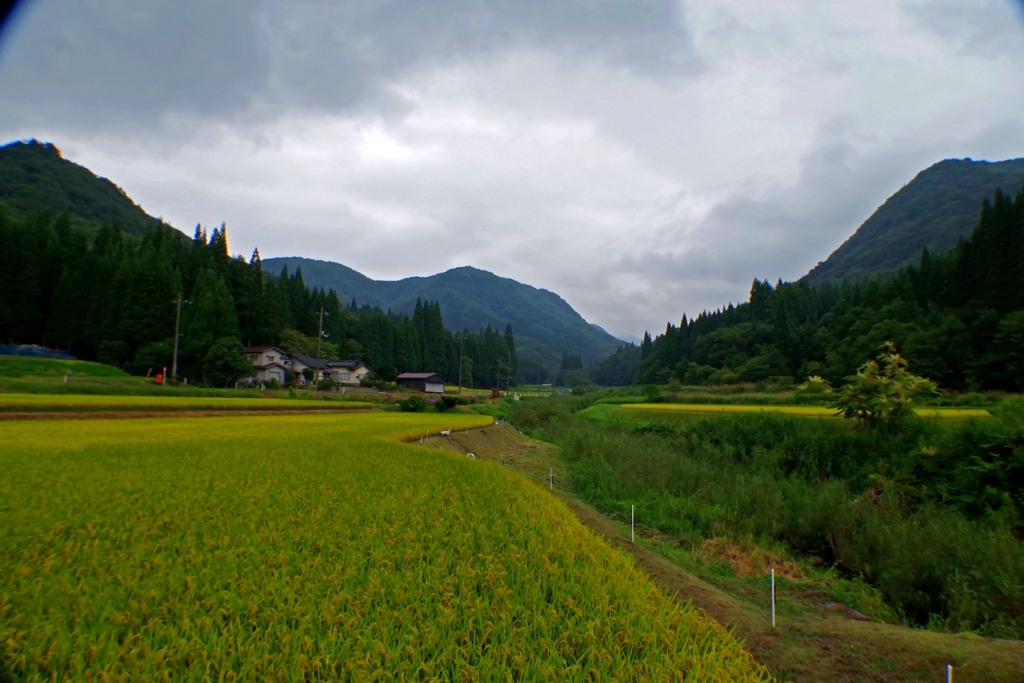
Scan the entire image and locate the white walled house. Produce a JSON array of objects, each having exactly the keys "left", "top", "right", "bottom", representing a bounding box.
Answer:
[
  {"left": 326, "top": 360, "right": 371, "bottom": 385},
  {"left": 244, "top": 346, "right": 291, "bottom": 384},
  {"left": 248, "top": 351, "right": 372, "bottom": 387}
]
